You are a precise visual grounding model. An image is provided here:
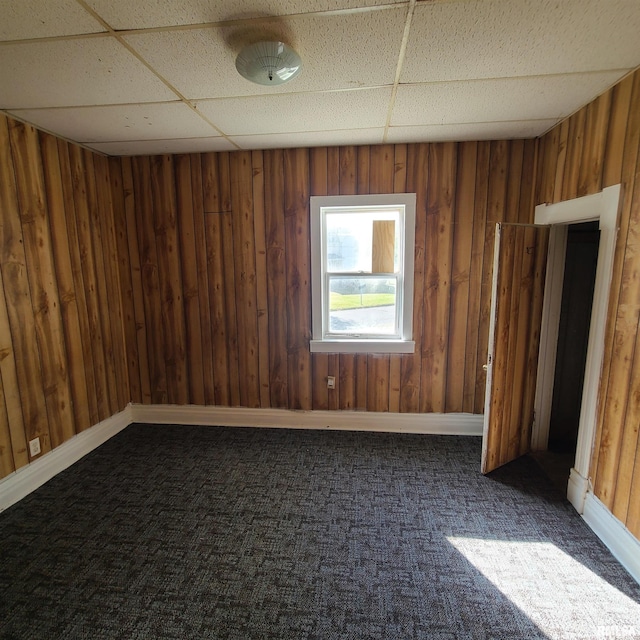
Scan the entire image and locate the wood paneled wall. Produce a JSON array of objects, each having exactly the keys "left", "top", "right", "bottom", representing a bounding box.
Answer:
[
  {"left": 0, "top": 115, "right": 129, "bottom": 479},
  {"left": 113, "top": 140, "right": 537, "bottom": 416},
  {"left": 535, "top": 69, "right": 640, "bottom": 539}
]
